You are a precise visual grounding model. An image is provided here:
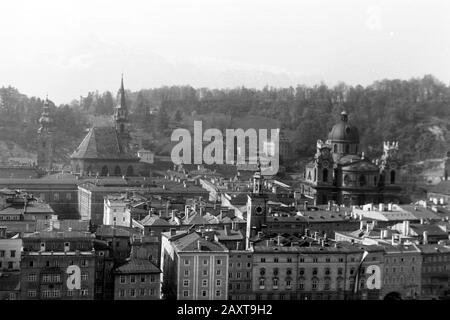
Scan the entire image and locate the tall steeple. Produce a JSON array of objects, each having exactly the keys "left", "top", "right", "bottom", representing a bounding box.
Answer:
[
  {"left": 114, "top": 75, "right": 131, "bottom": 153},
  {"left": 37, "top": 96, "right": 54, "bottom": 171}
]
